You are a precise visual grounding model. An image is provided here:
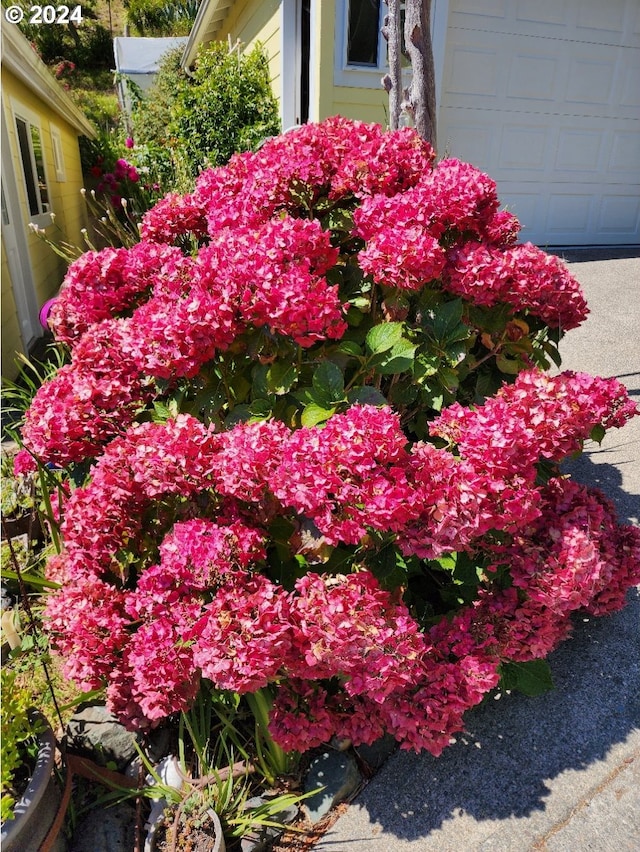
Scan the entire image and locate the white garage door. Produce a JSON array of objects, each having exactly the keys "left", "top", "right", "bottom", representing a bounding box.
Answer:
[{"left": 438, "top": 0, "right": 640, "bottom": 246}]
